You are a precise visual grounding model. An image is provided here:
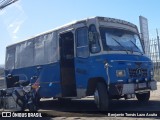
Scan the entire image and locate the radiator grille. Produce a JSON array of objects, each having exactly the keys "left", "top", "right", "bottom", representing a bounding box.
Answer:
[{"left": 129, "top": 68, "right": 147, "bottom": 78}]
